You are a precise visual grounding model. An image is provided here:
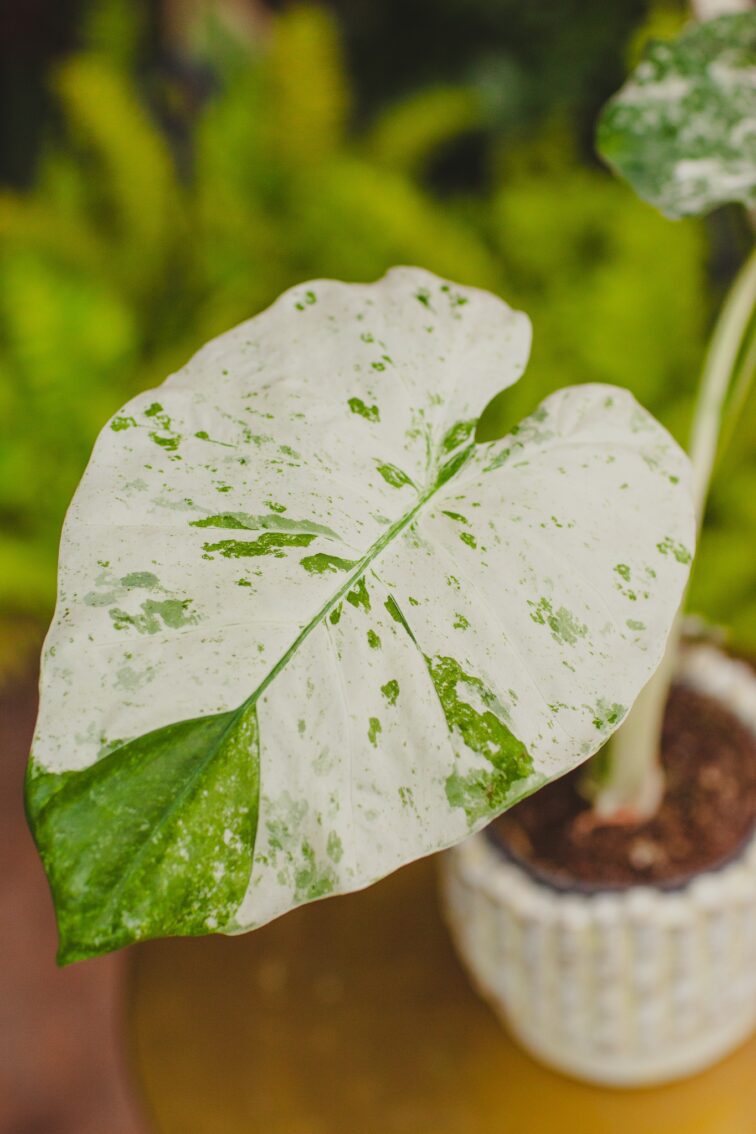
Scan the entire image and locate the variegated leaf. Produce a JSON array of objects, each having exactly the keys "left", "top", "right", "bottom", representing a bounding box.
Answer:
[
  {"left": 597, "top": 12, "right": 756, "bottom": 218},
  {"left": 27, "top": 268, "right": 694, "bottom": 962}
]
